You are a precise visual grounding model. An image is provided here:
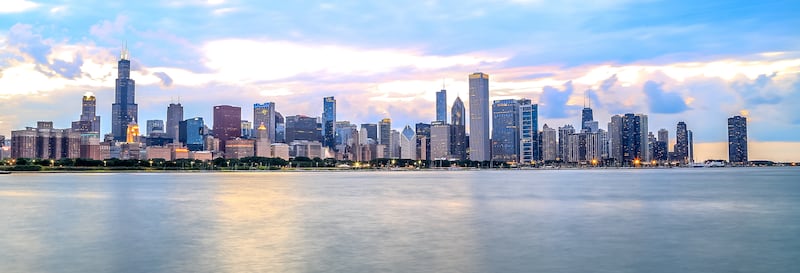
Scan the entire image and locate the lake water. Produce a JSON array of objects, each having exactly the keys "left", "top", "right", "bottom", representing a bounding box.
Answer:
[{"left": 1, "top": 168, "right": 799, "bottom": 273}]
